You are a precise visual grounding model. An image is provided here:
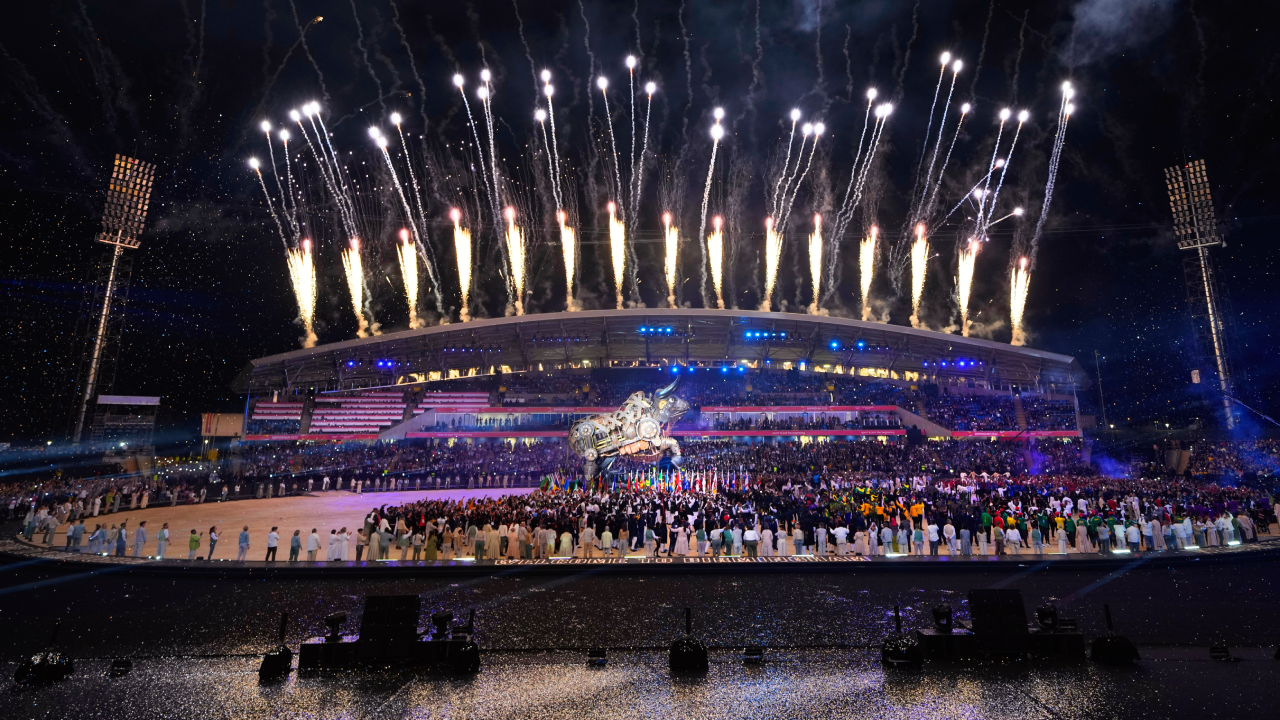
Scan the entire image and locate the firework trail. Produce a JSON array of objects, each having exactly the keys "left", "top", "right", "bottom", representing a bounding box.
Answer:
[
  {"left": 479, "top": 69, "right": 500, "bottom": 209},
  {"left": 632, "top": 82, "right": 656, "bottom": 231},
  {"left": 1014, "top": 83, "right": 1074, "bottom": 345},
  {"left": 396, "top": 228, "right": 424, "bottom": 329},
  {"left": 833, "top": 102, "right": 892, "bottom": 245},
  {"left": 974, "top": 109, "right": 1010, "bottom": 231},
  {"left": 859, "top": 226, "right": 877, "bottom": 321},
  {"left": 770, "top": 109, "right": 801, "bottom": 218},
  {"left": 277, "top": 129, "right": 301, "bottom": 235},
  {"left": 286, "top": 239, "right": 318, "bottom": 348},
  {"left": 535, "top": 108, "right": 562, "bottom": 210},
  {"left": 707, "top": 216, "right": 724, "bottom": 309},
  {"left": 1029, "top": 85, "right": 1075, "bottom": 263},
  {"left": 292, "top": 106, "right": 355, "bottom": 238},
  {"left": 774, "top": 123, "right": 811, "bottom": 223},
  {"left": 341, "top": 238, "right": 374, "bottom": 338},
  {"left": 450, "top": 208, "right": 472, "bottom": 321},
  {"left": 760, "top": 217, "right": 782, "bottom": 311},
  {"left": 372, "top": 127, "right": 445, "bottom": 316},
  {"left": 542, "top": 76, "right": 565, "bottom": 205},
  {"left": 698, "top": 112, "right": 725, "bottom": 306},
  {"left": 607, "top": 201, "right": 626, "bottom": 308},
  {"left": 626, "top": 56, "right": 638, "bottom": 207},
  {"left": 558, "top": 210, "right": 579, "bottom": 311},
  {"left": 917, "top": 59, "right": 962, "bottom": 219},
  {"left": 453, "top": 74, "right": 501, "bottom": 244},
  {"left": 908, "top": 224, "right": 929, "bottom": 329},
  {"left": 249, "top": 159, "right": 287, "bottom": 246},
  {"left": 504, "top": 206, "right": 526, "bottom": 315},
  {"left": 781, "top": 123, "right": 824, "bottom": 230},
  {"left": 832, "top": 92, "right": 874, "bottom": 228},
  {"left": 261, "top": 123, "right": 297, "bottom": 238},
  {"left": 914, "top": 54, "right": 951, "bottom": 187},
  {"left": 982, "top": 110, "right": 1027, "bottom": 233},
  {"left": 956, "top": 238, "right": 979, "bottom": 336},
  {"left": 923, "top": 102, "right": 969, "bottom": 220},
  {"left": 598, "top": 77, "right": 625, "bottom": 208},
  {"left": 1010, "top": 256, "right": 1031, "bottom": 345},
  {"left": 663, "top": 211, "right": 679, "bottom": 308},
  {"left": 807, "top": 214, "right": 823, "bottom": 314},
  {"left": 389, "top": 113, "right": 427, "bottom": 235}
]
